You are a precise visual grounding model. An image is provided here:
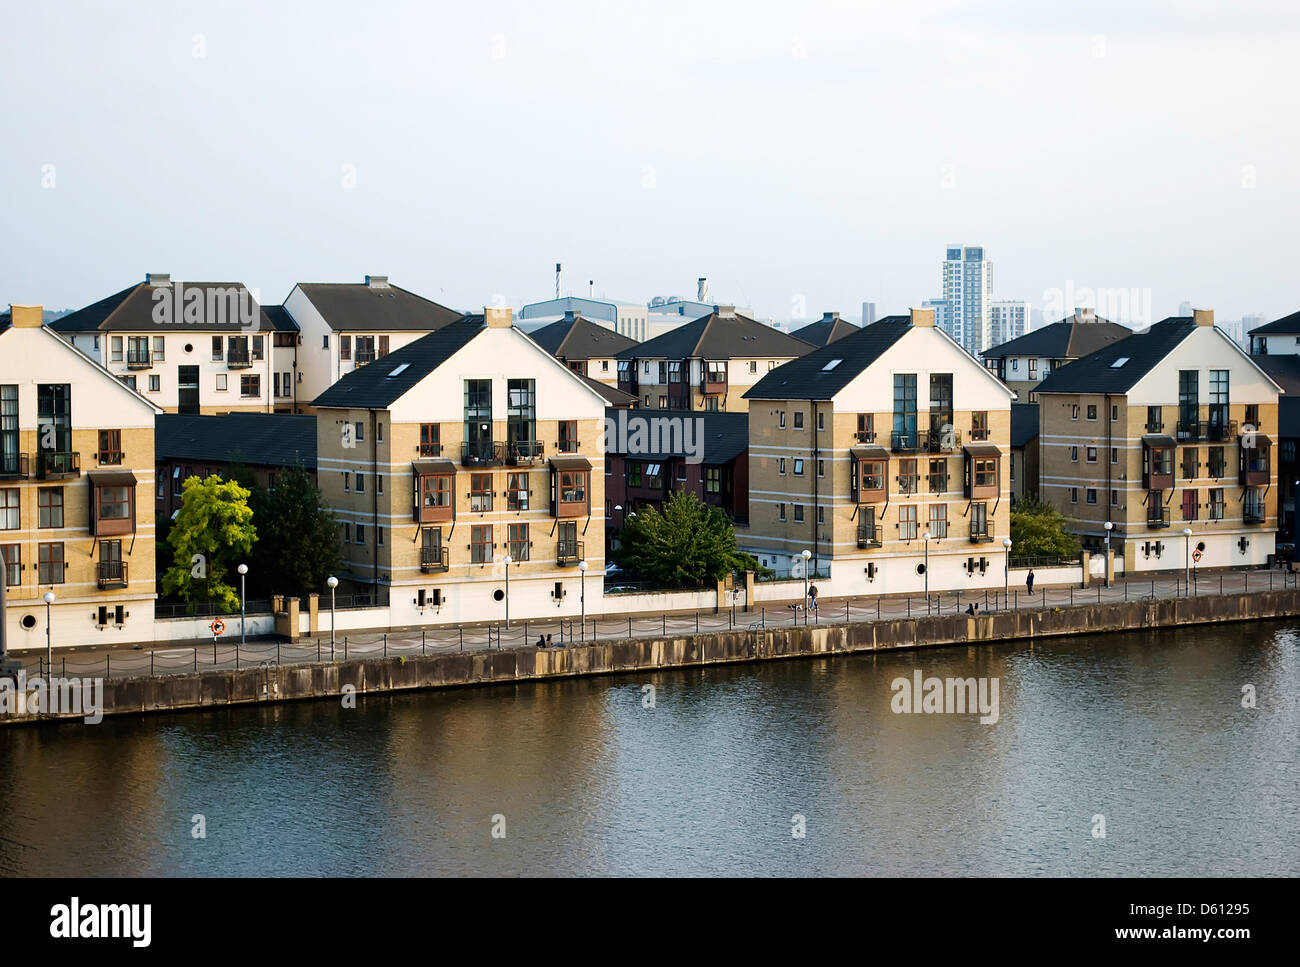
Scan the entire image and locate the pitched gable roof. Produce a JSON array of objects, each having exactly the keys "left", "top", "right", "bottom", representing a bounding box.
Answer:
[
  {"left": 1248, "top": 309, "right": 1300, "bottom": 336},
  {"left": 1010, "top": 404, "right": 1040, "bottom": 448},
  {"left": 156, "top": 413, "right": 316, "bottom": 468},
  {"left": 616, "top": 308, "right": 811, "bottom": 361},
  {"left": 743, "top": 316, "right": 913, "bottom": 401},
  {"left": 1033, "top": 317, "right": 1197, "bottom": 394},
  {"left": 530, "top": 313, "right": 639, "bottom": 359},
  {"left": 604, "top": 408, "right": 748, "bottom": 463},
  {"left": 50, "top": 280, "right": 278, "bottom": 332},
  {"left": 295, "top": 281, "right": 461, "bottom": 332},
  {"left": 311, "top": 315, "right": 485, "bottom": 409},
  {"left": 983, "top": 315, "right": 1130, "bottom": 360},
  {"left": 791, "top": 314, "right": 861, "bottom": 348}
]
